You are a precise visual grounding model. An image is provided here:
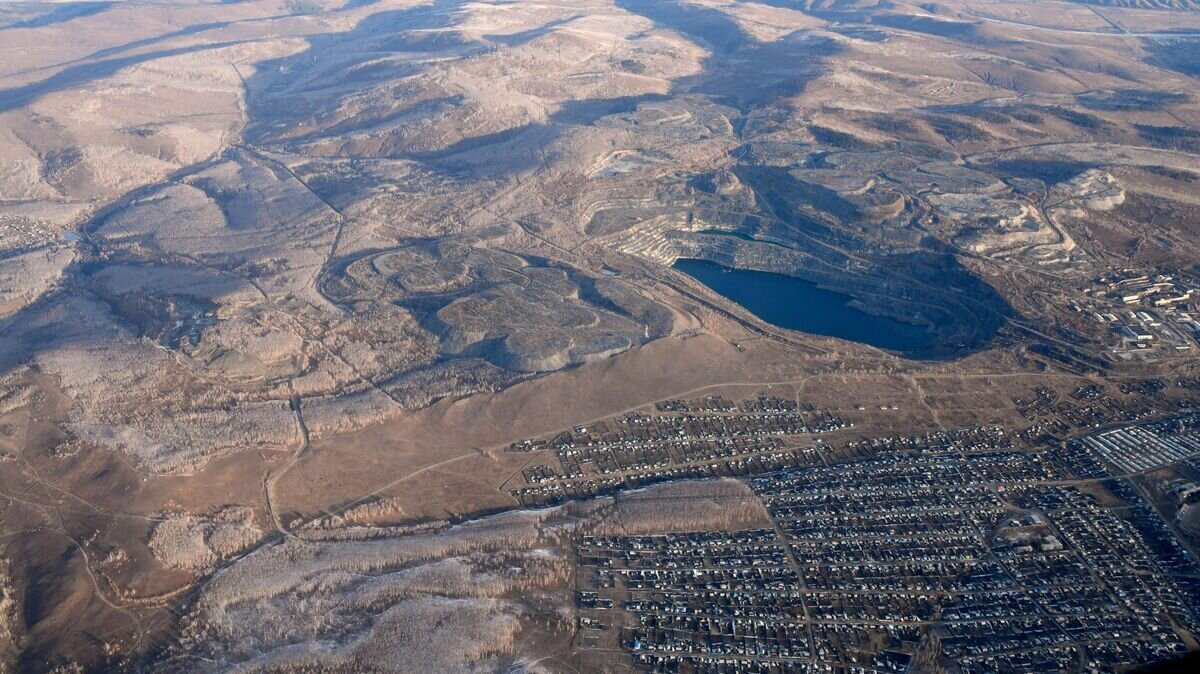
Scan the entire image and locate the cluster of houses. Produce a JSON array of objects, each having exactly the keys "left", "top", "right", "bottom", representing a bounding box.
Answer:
[
  {"left": 515, "top": 377, "right": 1188, "bottom": 509},
  {"left": 569, "top": 421, "right": 1200, "bottom": 673},
  {"left": 510, "top": 396, "right": 845, "bottom": 506}
]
